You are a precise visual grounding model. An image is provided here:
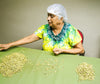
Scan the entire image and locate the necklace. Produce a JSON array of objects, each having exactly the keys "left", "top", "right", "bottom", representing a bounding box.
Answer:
[{"left": 48, "top": 22, "right": 69, "bottom": 42}]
